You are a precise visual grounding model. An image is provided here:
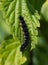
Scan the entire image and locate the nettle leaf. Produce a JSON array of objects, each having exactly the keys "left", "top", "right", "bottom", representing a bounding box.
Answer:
[
  {"left": 4, "top": 47, "right": 26, "bottom": 65},
  {"left": 14, "top": 46, "right": 27, "bottom": 65},
  {"left": 0, "top": 10, "right": 11, "bottom": 42},
  {"left": 2, "top": 0, "right": 24, "bottom": 43},
  {"left": 21, "top": 0, "right": 40, "bottom": 49},
  {"left": 2, "top": 0, "right": 40, "bottom": 50},
  {"left": 1, "top": 0, "right": 40, "bottom": 65},
  {"left": 0, "top": 39, "right": 27, "bottom": 65}
]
